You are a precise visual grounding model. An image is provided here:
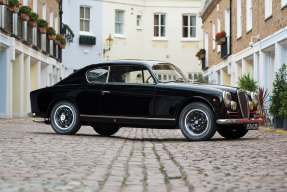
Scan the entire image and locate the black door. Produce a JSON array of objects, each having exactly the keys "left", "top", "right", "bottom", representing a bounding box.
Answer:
[{"left": 100, "top": 65, "right": 156, "bottom": 118}]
